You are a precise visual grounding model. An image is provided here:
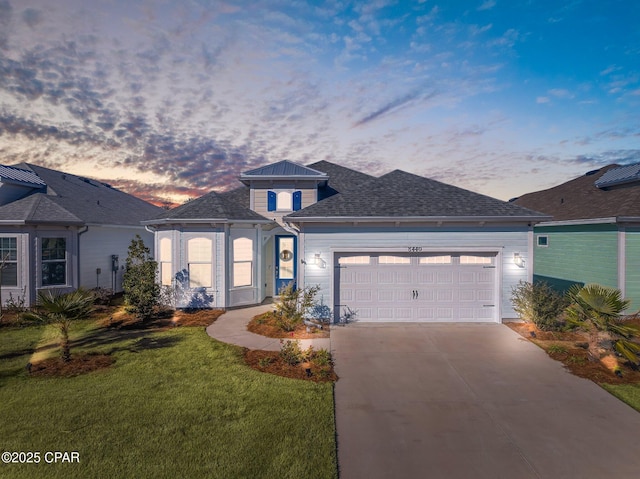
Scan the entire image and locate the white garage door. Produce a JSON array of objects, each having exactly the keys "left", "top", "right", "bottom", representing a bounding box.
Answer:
[{"left": 336, "top": 253, "right": 497, "bottom": 322}]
